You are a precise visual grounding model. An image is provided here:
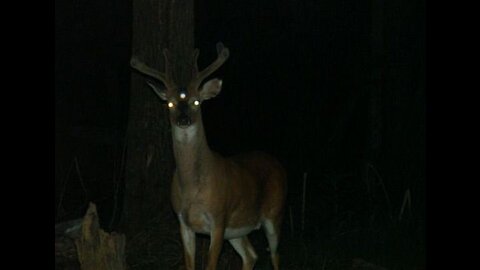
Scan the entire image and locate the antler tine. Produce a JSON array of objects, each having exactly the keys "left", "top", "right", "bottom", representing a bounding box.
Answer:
[
  {"left": 130, "top": 49, "right": 175, "bottom": 88},
  {"left": 191, "top": 42, "right": 229, "bottom": 87}
]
